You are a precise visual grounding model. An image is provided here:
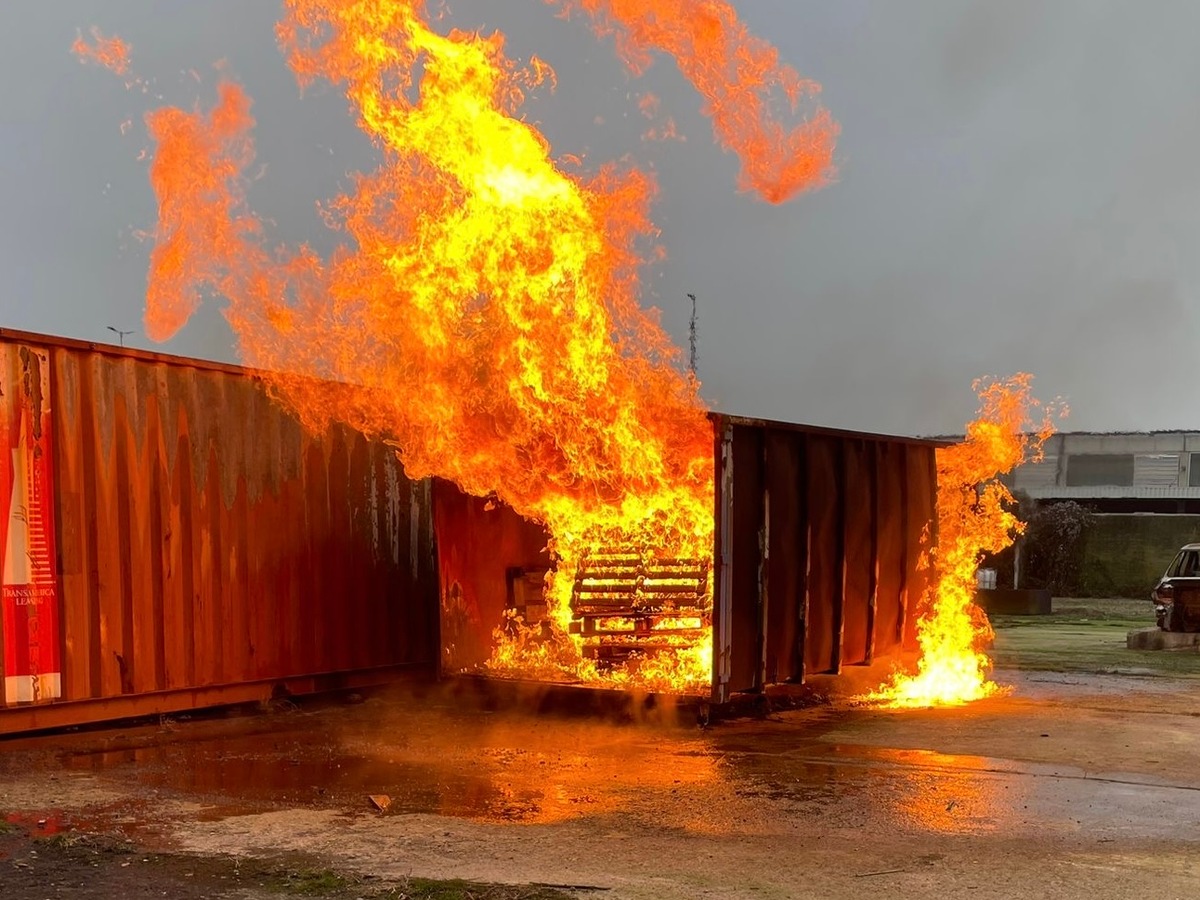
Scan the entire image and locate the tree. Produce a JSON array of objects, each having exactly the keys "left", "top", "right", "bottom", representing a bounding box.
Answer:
[{"left": 1021, "top": 501, "right": 1095, "bottom": 596}]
